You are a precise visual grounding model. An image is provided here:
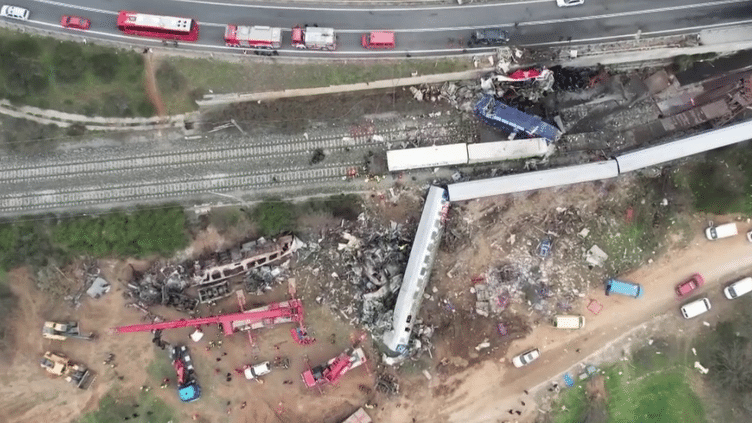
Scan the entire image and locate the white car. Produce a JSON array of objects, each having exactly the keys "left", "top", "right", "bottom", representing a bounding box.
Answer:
[
  {"left": 724, "top": 277, "right": 752, "bottom": 300},
  {"left": 557, "top": 0, "right": 585, "bottom": 6},
  {"left": 0, "top": 5, "right": 30, "bottom": 20},
  {"left": 244, "top": 361, "right": 271, "bottom": 380},
  {"left": 512, "top": 348, "right": 540, "bottom": 368},
  {"left": 680, "top": 298, "right": 711, "bottom": 319}
]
